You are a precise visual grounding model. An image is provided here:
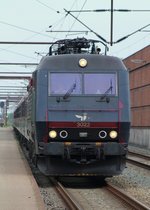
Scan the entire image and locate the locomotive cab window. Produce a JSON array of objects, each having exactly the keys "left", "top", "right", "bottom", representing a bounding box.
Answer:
[
  {"left": 49, "top": 73, "right": 82, "bottom": 95},
  {"left": 84, "top": 73, "right": 117, "bottom": 95},
  {"left": 49, "top": 72, "right": 117, "bottom": 96}
]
